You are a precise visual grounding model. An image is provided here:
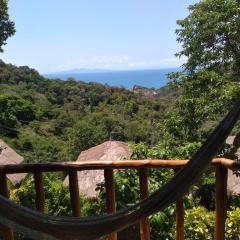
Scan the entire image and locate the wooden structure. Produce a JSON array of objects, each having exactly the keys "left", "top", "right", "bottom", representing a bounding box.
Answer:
[
  {"left": 0, "top": 158, "right": 239, "bottom": 240},
  {"left": 225, "top": 135, "right": 240, "bottom": 196},
  {"left": 0, "top": 139, "right": 26, "bottom": 185}
]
